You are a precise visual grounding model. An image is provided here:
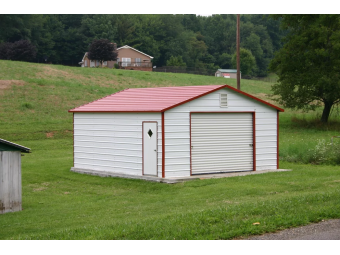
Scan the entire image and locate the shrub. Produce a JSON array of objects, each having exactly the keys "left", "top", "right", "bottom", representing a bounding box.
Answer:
[
  {"left": 114, "top": 63, "right": 119, "bottom": 69},
  {"left": 281, "top": 138, "right": 340, "bottom": 165},
  {"left": 306, "top": 139, "right": 340, "bottom": 165},
  {"left": 0, "top": 40, "right": 36, "bottom": 61},
  {"left": 0, "top": 42, "right": 12, "bottom": 60},
  {"left": 10, "top": 40, "right": 37, "bottom": 61}
]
